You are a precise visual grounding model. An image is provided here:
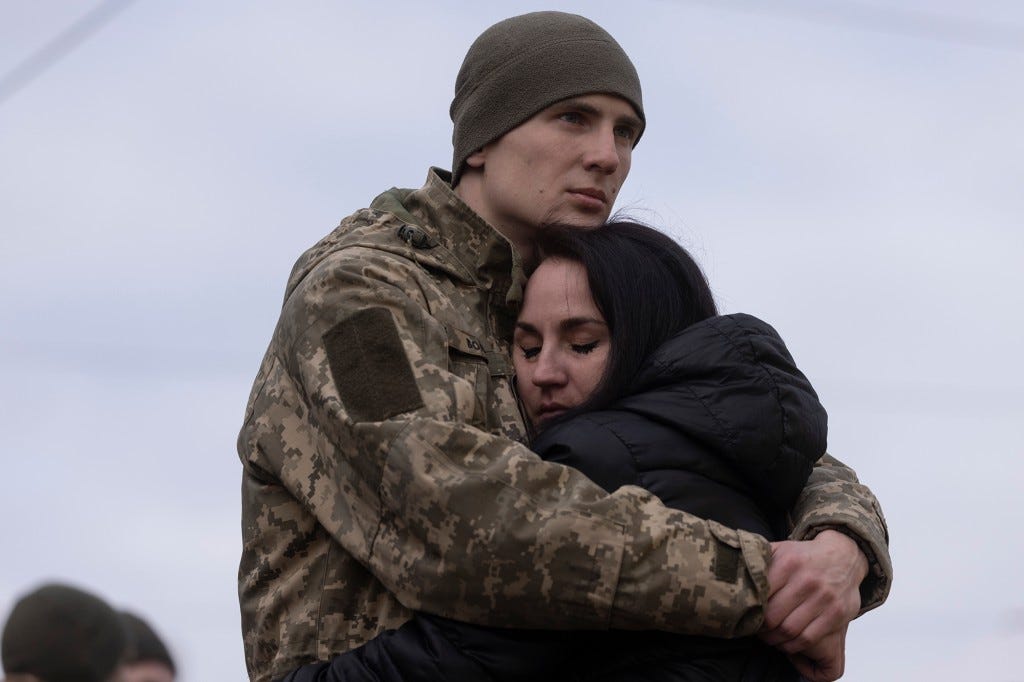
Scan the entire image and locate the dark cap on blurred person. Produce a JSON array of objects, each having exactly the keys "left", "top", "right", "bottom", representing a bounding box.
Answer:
[
  {"left": 120, "top": 612, "right": 175, "bottom": 681},
  {"left": 1, "top": 583, "right": 127, "bottom": 682}
]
